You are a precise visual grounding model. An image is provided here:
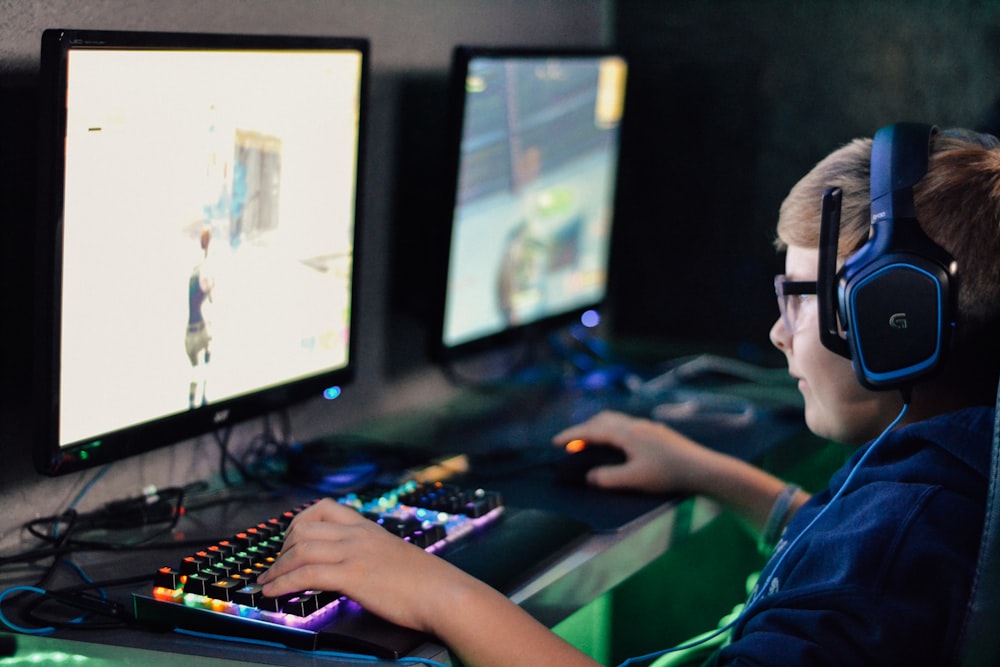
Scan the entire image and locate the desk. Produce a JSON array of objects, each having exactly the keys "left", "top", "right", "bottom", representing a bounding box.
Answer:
[{"left": 2, "top": 358, "right": 815, "bottom": 665}]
